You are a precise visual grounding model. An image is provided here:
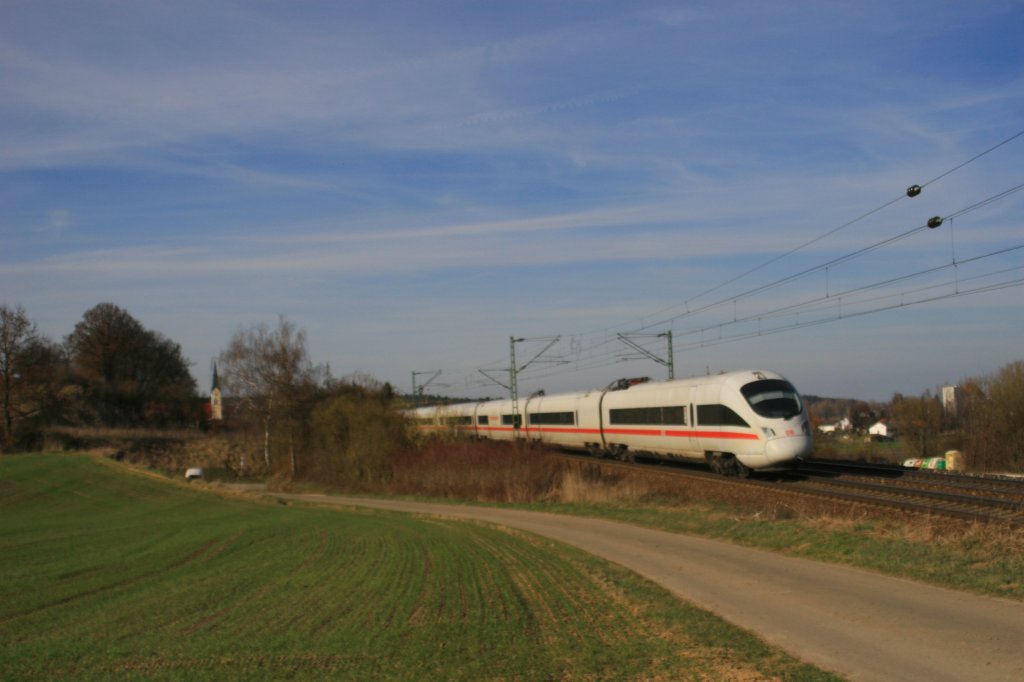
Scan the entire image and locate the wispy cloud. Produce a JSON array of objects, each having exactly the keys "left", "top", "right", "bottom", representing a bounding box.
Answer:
[
  {"left": 2, "top": 1, "right": 1021, "bottom": 400},
  {"left": 39, "top": 209, "right": 72, "bottom": 237}
]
